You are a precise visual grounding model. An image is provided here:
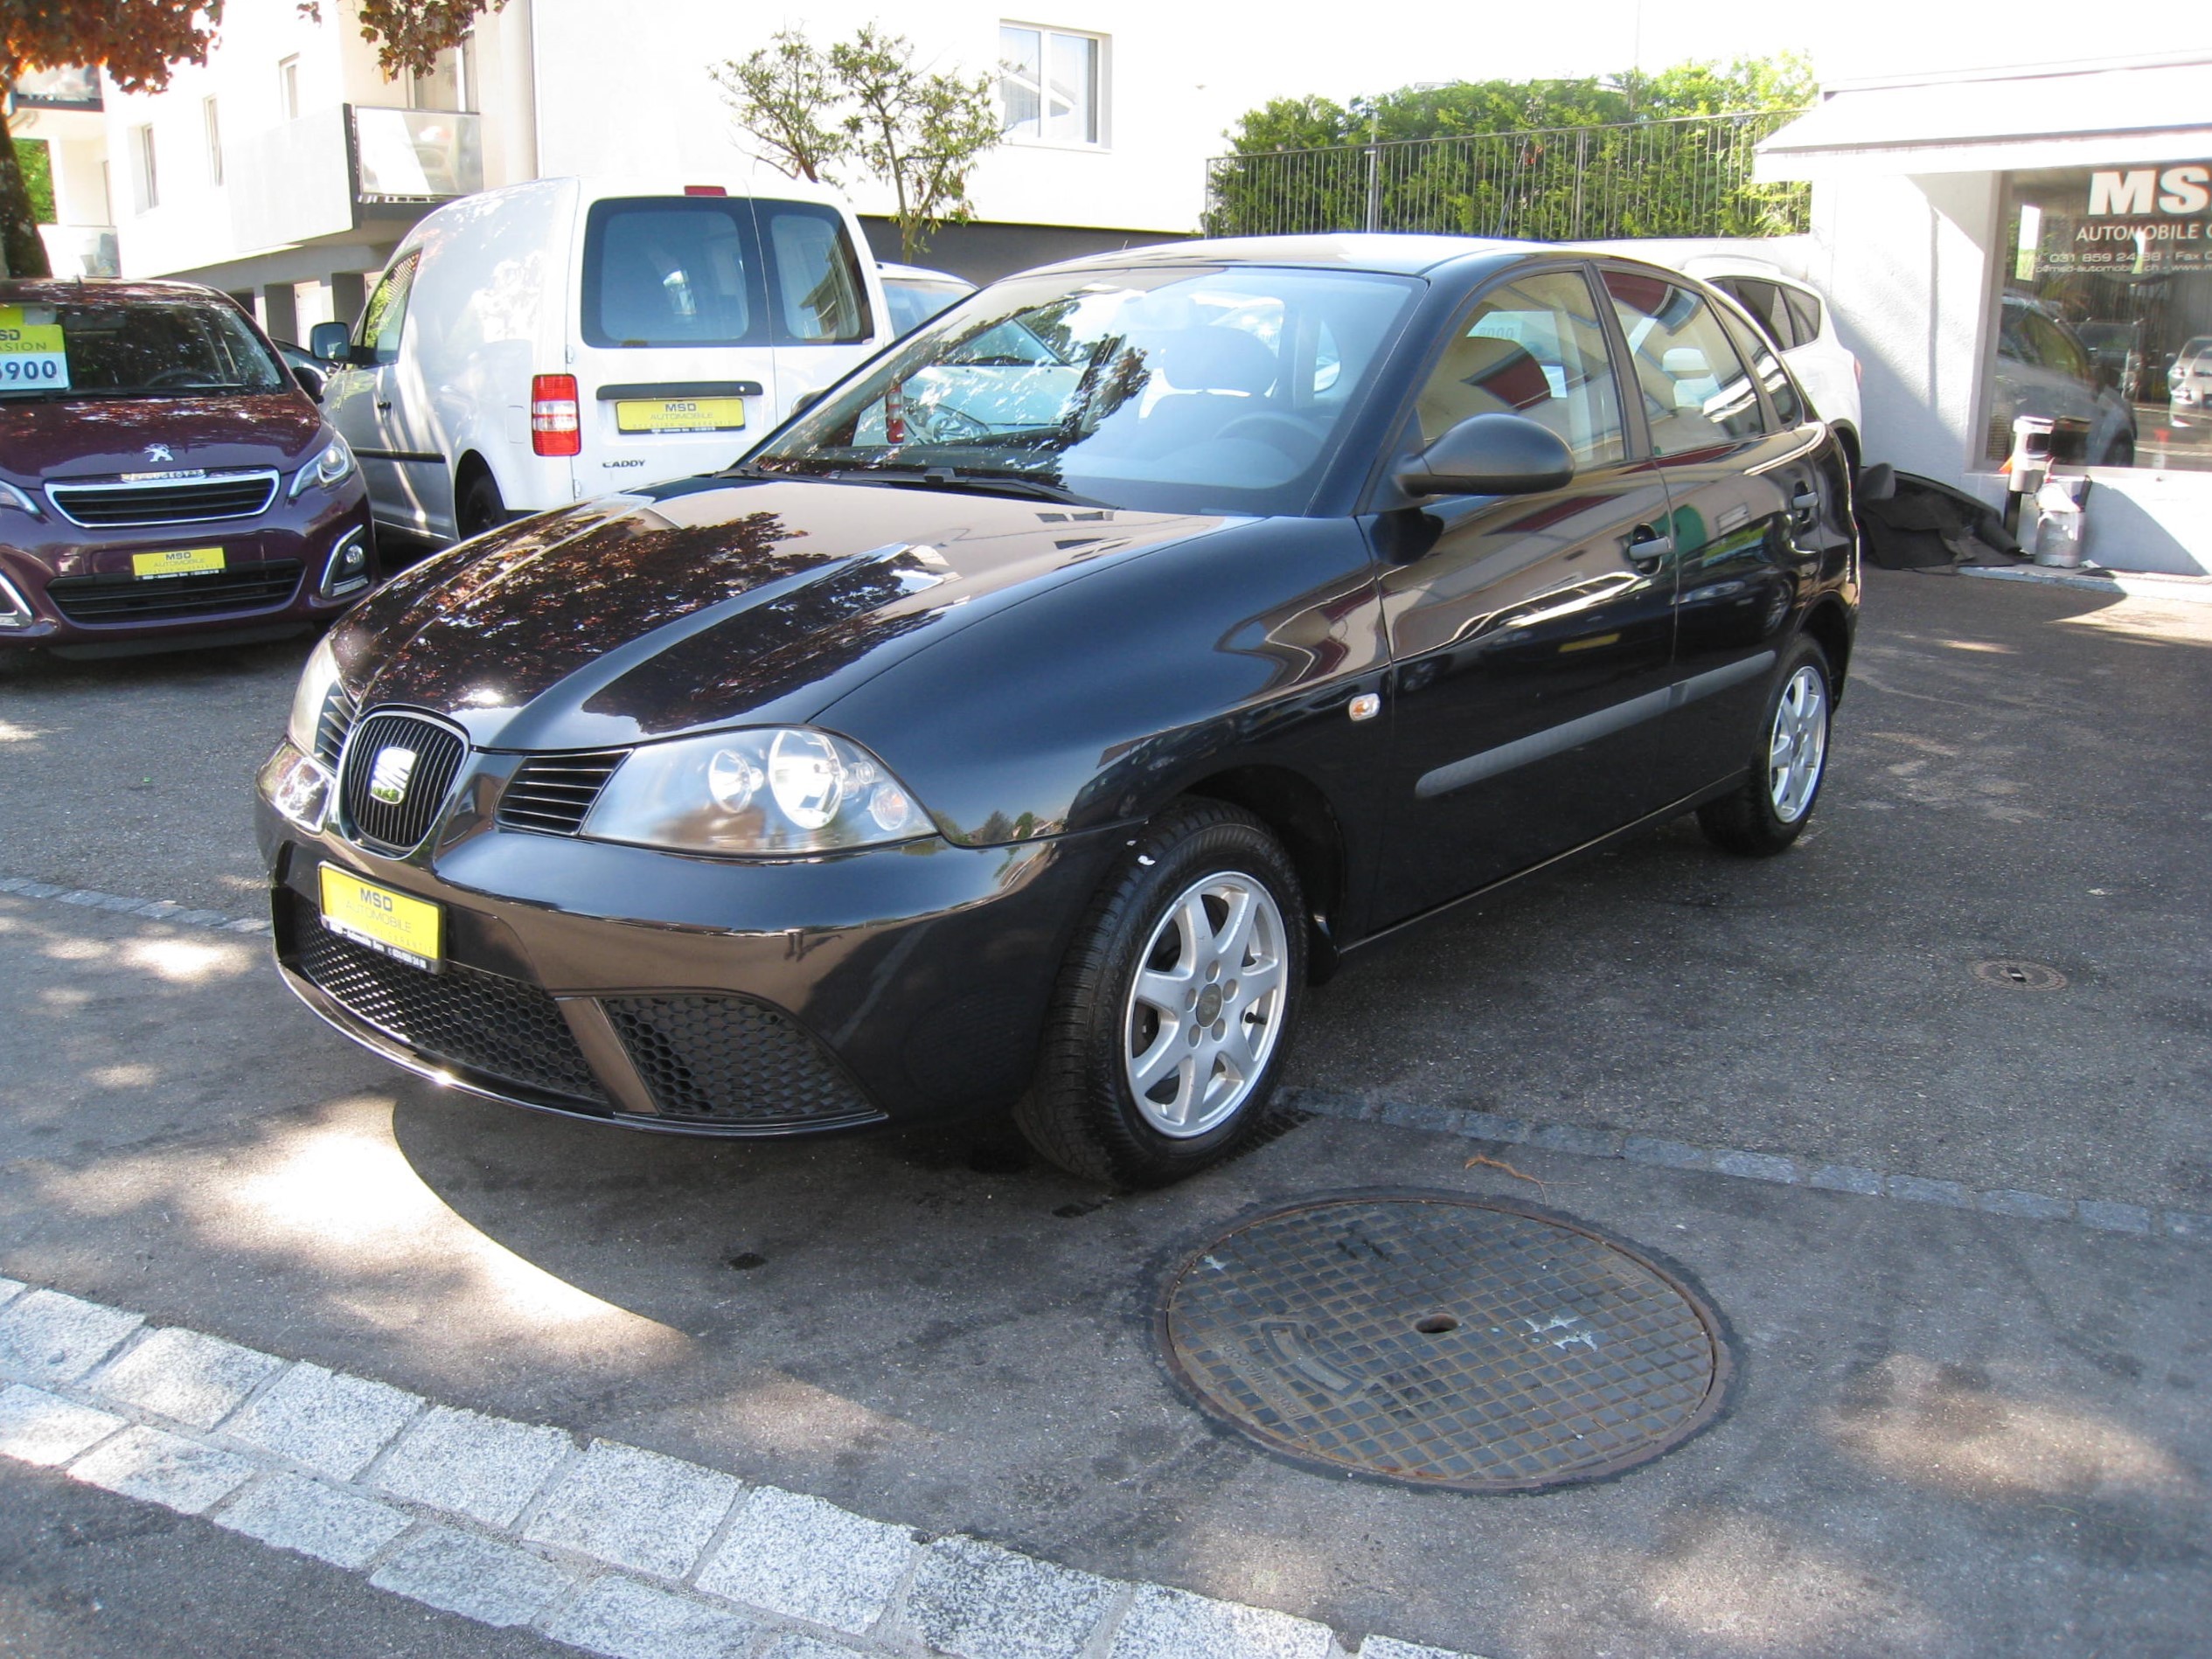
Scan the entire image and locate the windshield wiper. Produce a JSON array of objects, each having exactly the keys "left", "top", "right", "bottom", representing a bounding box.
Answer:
[{"left": 823, "top": 464, "right": 1101, "bottom": 507}]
